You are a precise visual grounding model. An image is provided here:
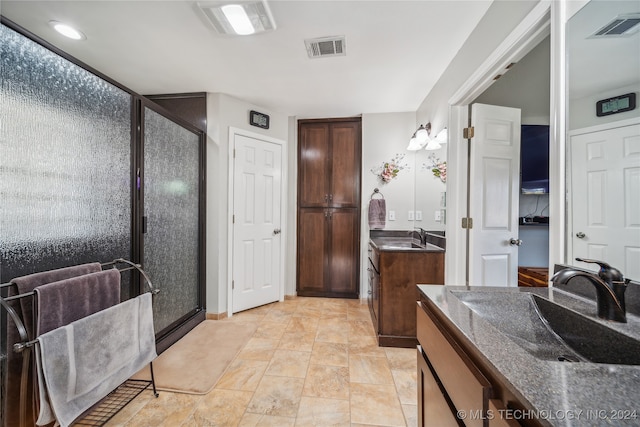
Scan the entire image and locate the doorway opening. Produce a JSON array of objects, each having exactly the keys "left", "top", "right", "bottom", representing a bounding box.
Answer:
[{"left": 445, "top": 2, "right": 552, "bottom": 286}]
